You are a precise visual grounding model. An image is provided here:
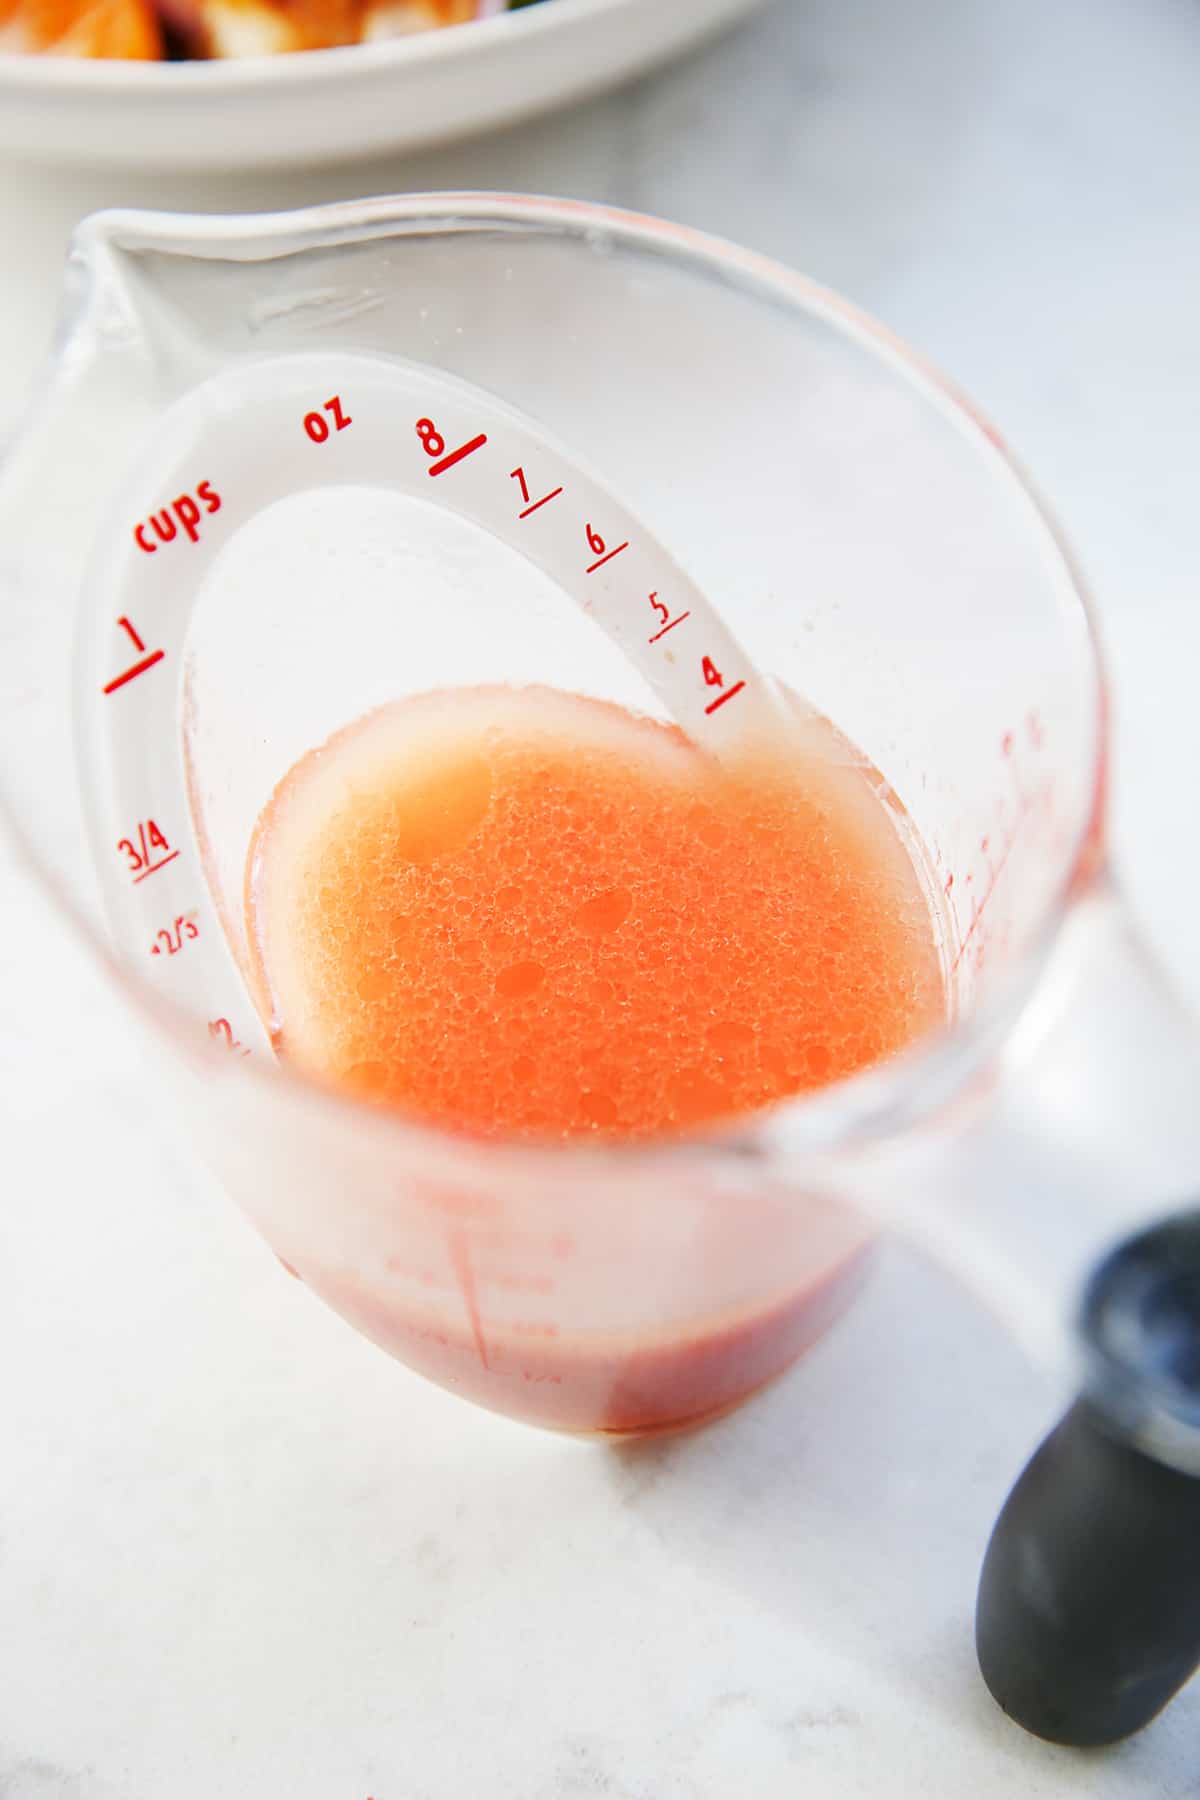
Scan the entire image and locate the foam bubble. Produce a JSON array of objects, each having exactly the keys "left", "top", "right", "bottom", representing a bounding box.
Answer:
[{"left": 246, "top": 685, "right": 944, "bottom": 1140}]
